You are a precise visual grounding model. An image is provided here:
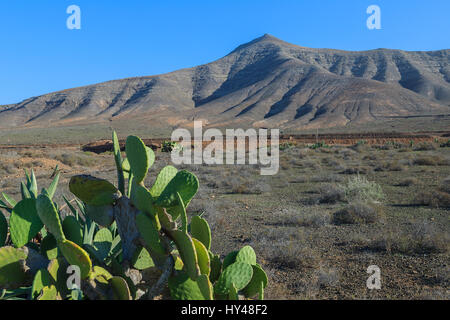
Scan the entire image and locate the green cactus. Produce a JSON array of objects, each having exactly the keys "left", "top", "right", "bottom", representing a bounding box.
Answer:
[
  {"left": 0, "top": 246, "right": 28, "bottom": 289},
  {"left": 36, "top": 194, "right": 65, "bottom": 242},
  {"left": 222, "top": 250, "right": 239, "bottom": 270},
  {"left": 62, "top": 216, "right": 83, "bottom": 246},
  {"left": 125, "top": 135, "right": 153, "bottom": 184},
  {"left": 0, "top": 211, "right": 7, "bottom": 247},
  {"left": 47, "top": 258, "right": 70, "bottom": 297},
  {"left": 136, "top": 212, "right": 166, "bottom": 263},
  {"left": 37, "top": 285, "right": 59, "bottom": 300},
  {"left": 0, "top": 131, "right": 268, "bottom": 300},
  {"left": 149, "top": 165, "right": 178, "bottom": 197},
  {"left": 9, "top": 199, "right": 43, "bottom": 248},
  {"left": 2, "top": 193, "right": 17, "bottom": 208},
  {"left": 131, "top": 247, "right": 155, "bottom": 270},
  {"left": 91, "top": 228, "right": 113, "bottom": 262},
  {"left": 170, "top": 230, "right": 200, "bottom": 280},
  {"left": 190, "top": 215, "right": 211, "bottom": 250},
  {"left": 242, "top": 264, "right": 268, "bottom": 298},
  {"left": 168, "top": 271, "right": 211, "bottom": 300},
  {"left": 208, "top": 251, "right": 222, "bottom": 283},
  {"left": 214, "top": 262, "right": 254, "bottom": 295},
  {"left": 31, "top": 268, "right": 55, "bottom": 299},
  {"left": 69, "top": 175, "right": 120, "bottom": 206},
  {"left": 130, "top": 183, "right": 156, "bottom": 217},
  {"left": 228, "top": 283, "right": 238, "bottom": 300},
  {"left": 58, "top": 239, "right": 92, "bottom": 279},
  {"left": 110, "top": 276, "right": 132, "bottom": 300},
  {"left": 112, "top": 131, "right": 125, "bottom": 194},
  {"left": 192, "top": 238, "right": 210, "bottom": 276},
  {"left": 236, "top": 245, "right": 257, "bottom": 265},
  {"left": 156, "top": 170, "right": 199, "bottom": 219},
  {"left": 40, "top": 234, "right": 59, "bottom": 260},
  {"left": 84, "top": 204, "right": 115, "bottom": 227}
]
